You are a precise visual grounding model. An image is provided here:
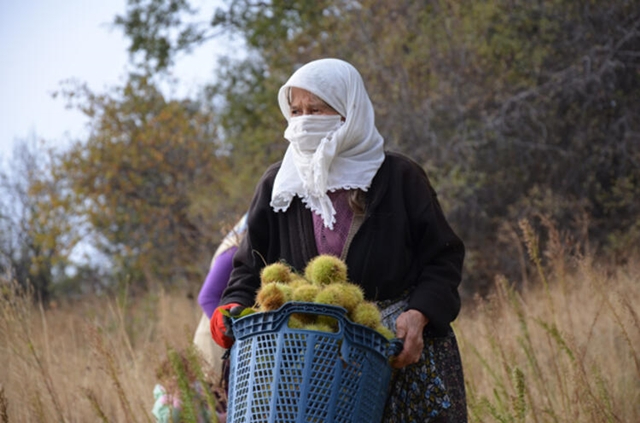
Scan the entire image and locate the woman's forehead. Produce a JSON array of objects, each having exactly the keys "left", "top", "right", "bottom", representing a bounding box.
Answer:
[{"left": 289, "top": 87, "right": 326, "bottom": 104}]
